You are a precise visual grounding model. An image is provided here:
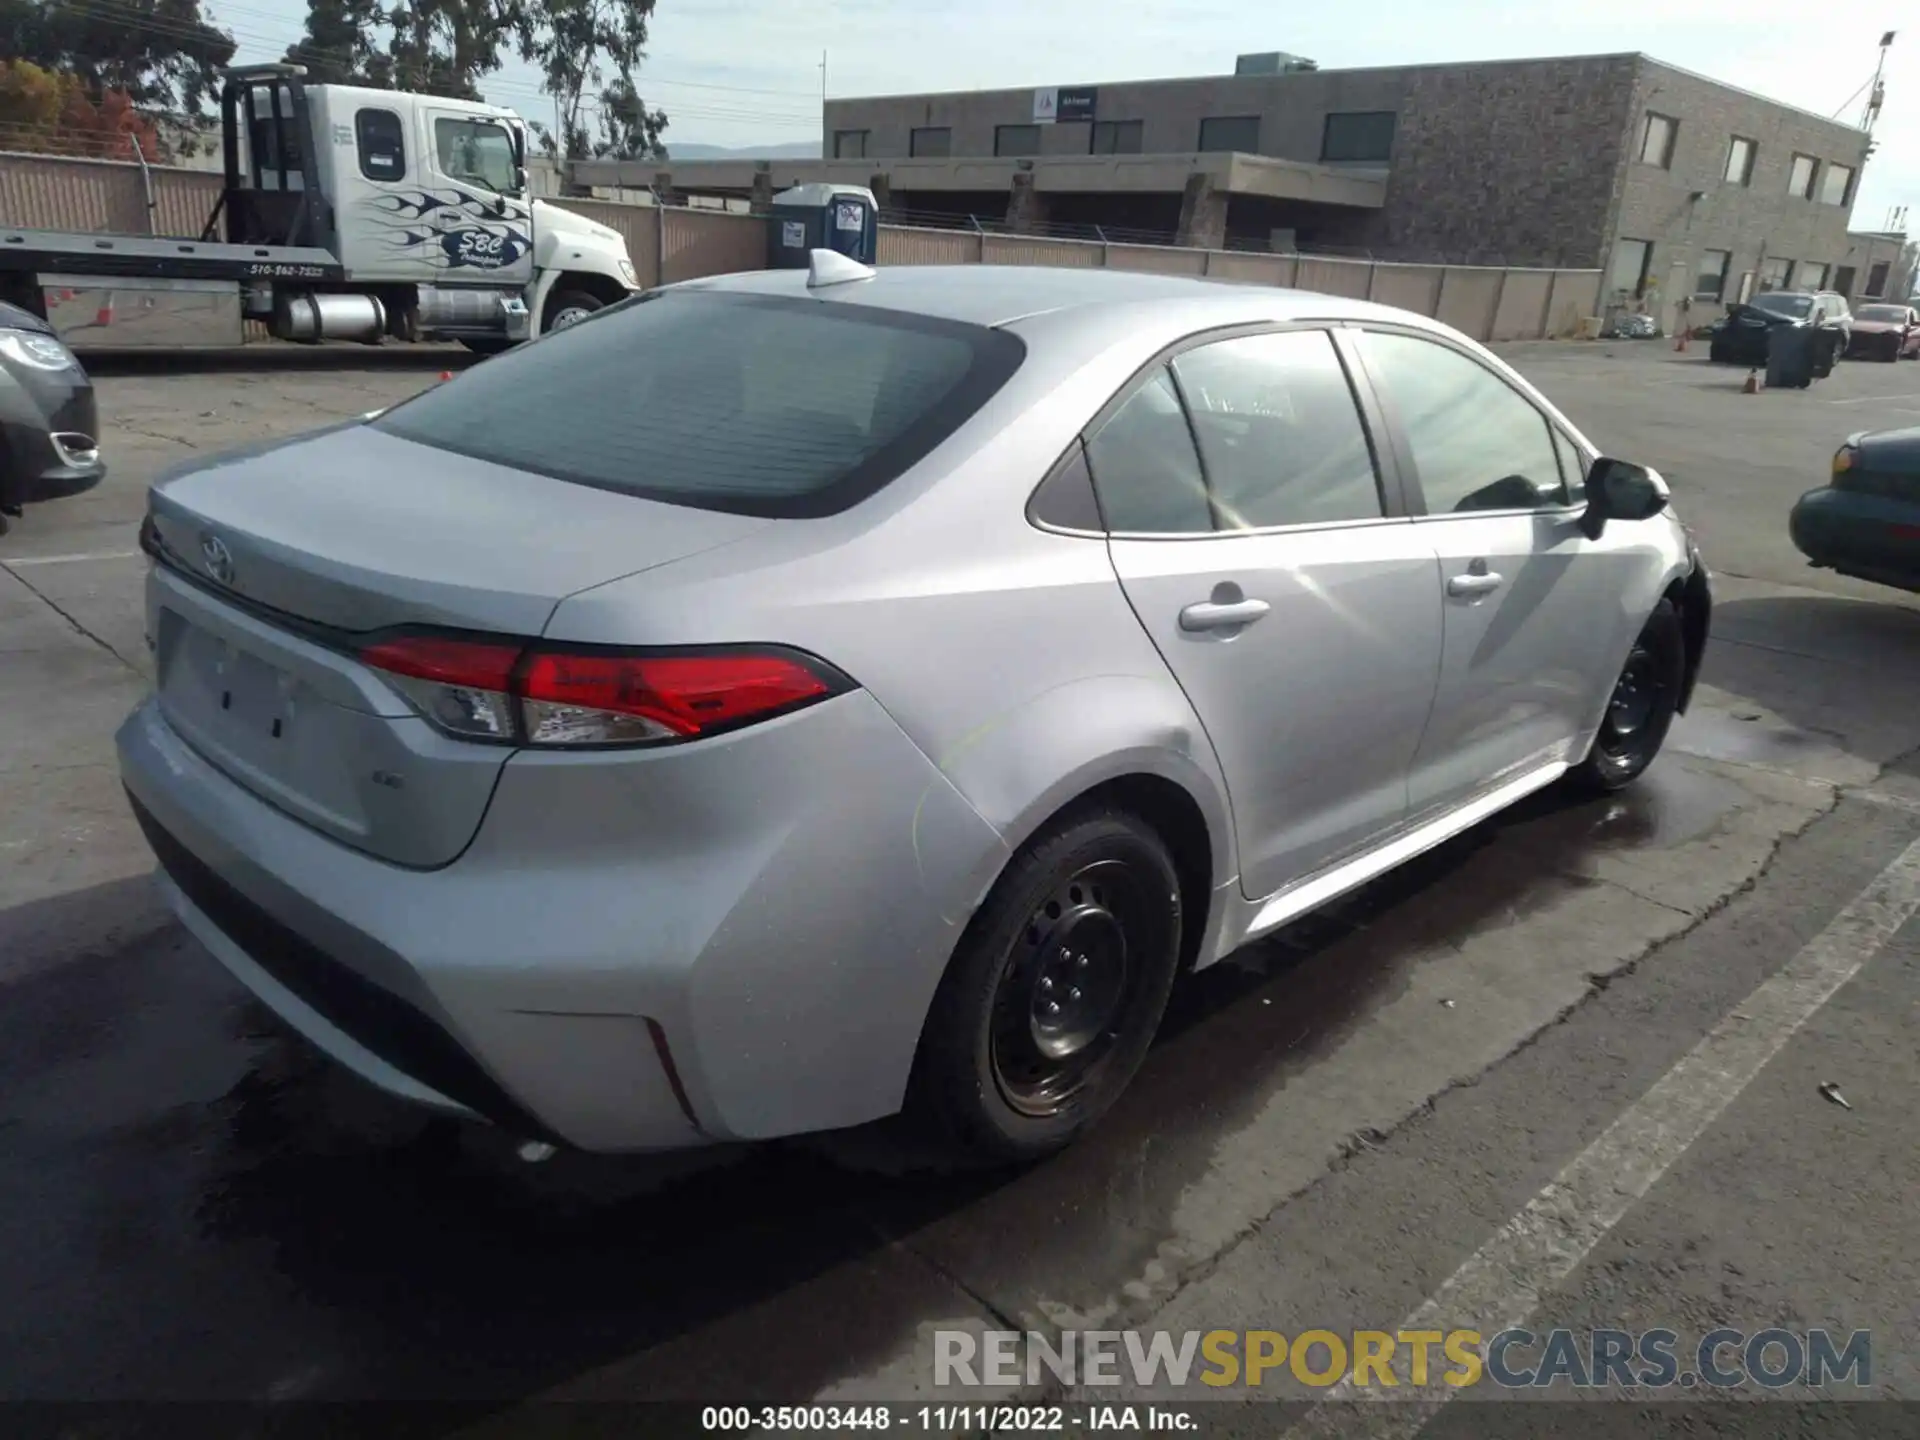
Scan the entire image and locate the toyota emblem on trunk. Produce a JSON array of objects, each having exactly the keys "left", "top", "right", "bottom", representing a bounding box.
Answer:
[{"left": 200, "top": 533, "right": 235, "bottom": 586}]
